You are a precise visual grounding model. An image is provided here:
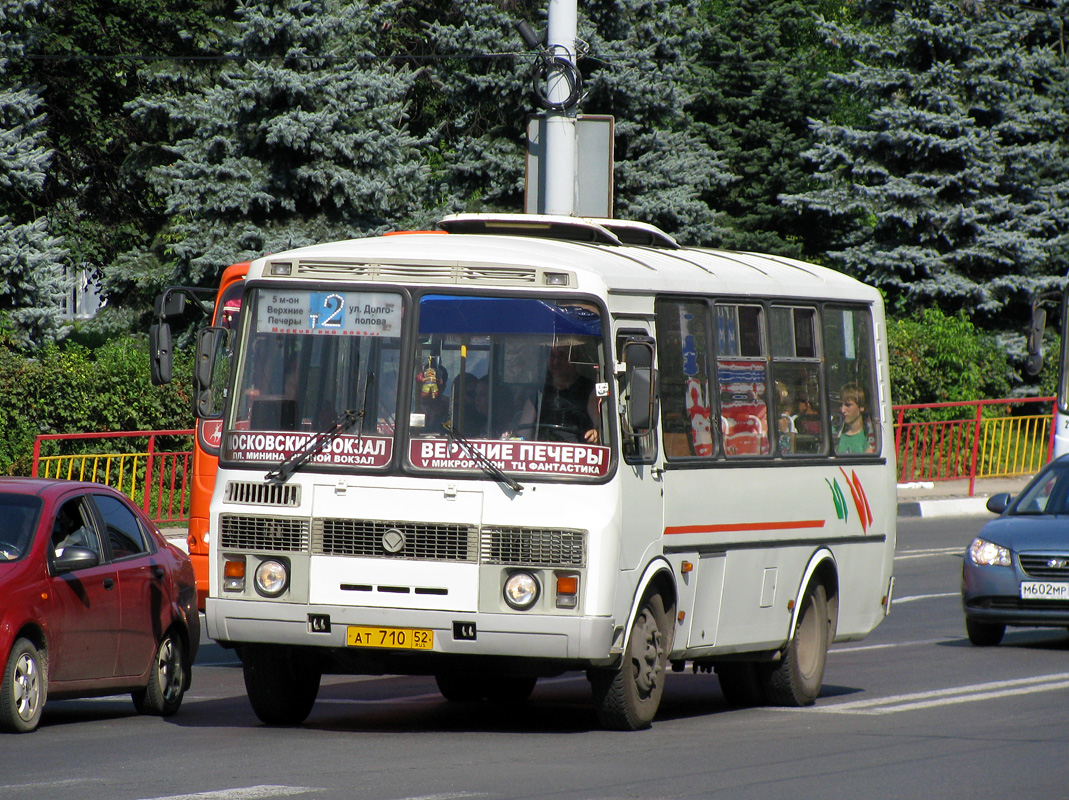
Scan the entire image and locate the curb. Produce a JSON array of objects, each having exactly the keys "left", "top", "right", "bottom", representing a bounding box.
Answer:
[{"left": 897, "top": 496, "right": 991, "bottom": 518}]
